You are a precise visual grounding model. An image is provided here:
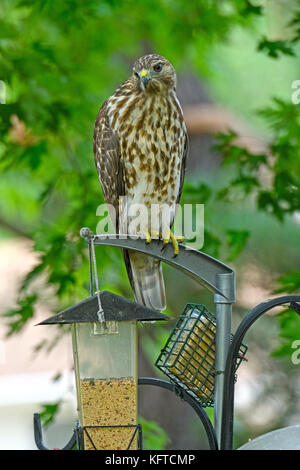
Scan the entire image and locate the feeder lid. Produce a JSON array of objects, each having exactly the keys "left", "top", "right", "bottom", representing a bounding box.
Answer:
[{"left": 37, "top": 290, "right": 169, "bottom": 325}]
